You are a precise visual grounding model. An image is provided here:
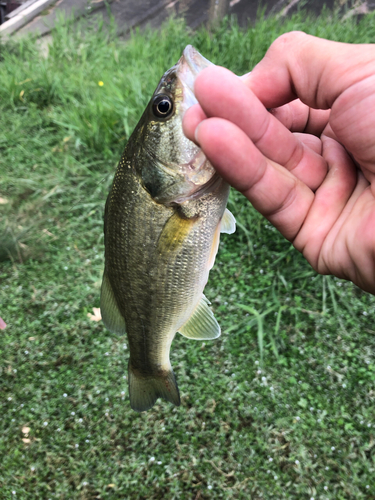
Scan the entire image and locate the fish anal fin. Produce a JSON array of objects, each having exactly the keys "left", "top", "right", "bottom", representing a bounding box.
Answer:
[
  {"left": 220, "top": 208, "right": 236, "bottom": 234},
  {"left": 100, "top": 271, "right": 126, "bottom": 335},
  {"left": 178, "top": 295, "right": 220, "bottom": 340},
  {"left": 128, "top": 363, "right": 180, "bottom": 412}
]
